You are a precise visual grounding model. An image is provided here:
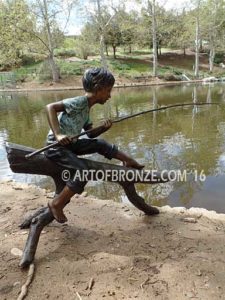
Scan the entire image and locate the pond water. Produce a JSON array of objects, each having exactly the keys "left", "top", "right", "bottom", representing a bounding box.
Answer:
[{"left": 1, "top": 83, "right": 225, "bottom": 212}]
